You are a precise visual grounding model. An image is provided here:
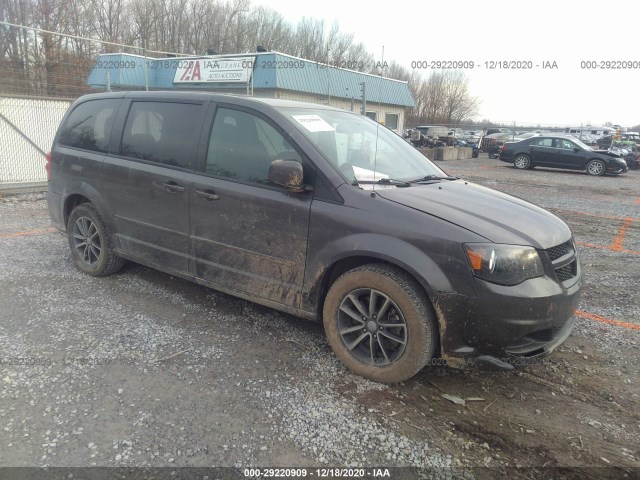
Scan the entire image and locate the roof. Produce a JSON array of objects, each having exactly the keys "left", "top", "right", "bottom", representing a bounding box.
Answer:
[
  {"left": 86, "top": 52, "right": 416, "bottom": 108},
  {"left": 70, "top": 90, "right": 349, "bottom": 114}
]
